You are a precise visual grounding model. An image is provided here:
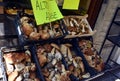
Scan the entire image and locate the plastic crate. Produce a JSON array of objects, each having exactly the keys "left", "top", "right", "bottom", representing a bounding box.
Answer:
[
  {"left": 0, "top": 46, "right": 44, "bottom": 81},
  {"left": 15, "top": 12, "right": 66, "bottom": 46}
]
